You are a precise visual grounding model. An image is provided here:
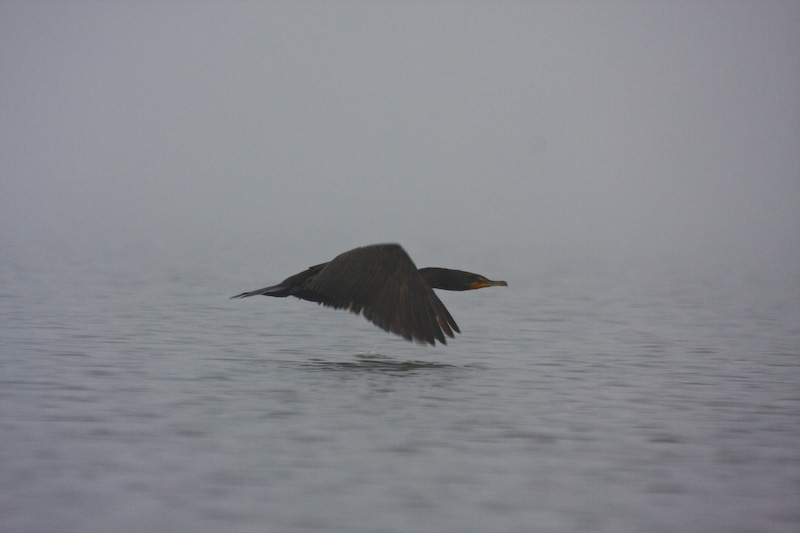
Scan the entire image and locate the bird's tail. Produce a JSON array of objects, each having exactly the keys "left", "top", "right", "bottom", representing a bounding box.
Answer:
[{"left": 230, "top": 283, "right": 292, "bottom": 299}]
